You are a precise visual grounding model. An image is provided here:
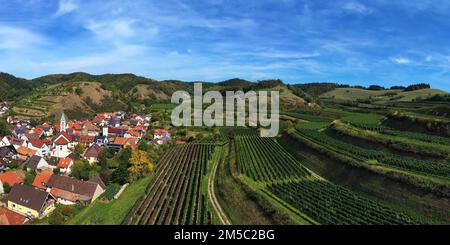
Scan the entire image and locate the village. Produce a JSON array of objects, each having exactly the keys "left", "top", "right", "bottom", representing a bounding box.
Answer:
[{"left": 0, "top": 110, "right": 177, "bottom": 225}]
